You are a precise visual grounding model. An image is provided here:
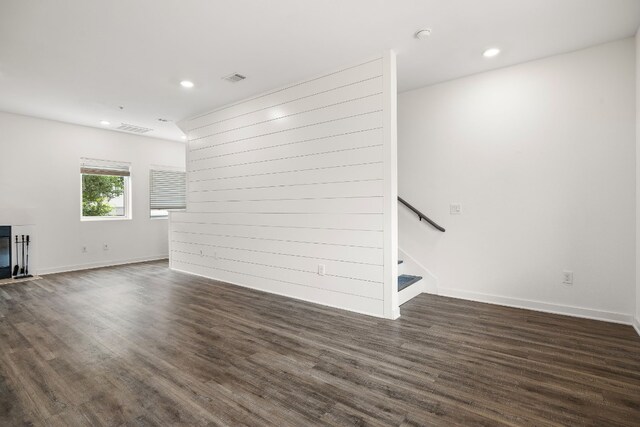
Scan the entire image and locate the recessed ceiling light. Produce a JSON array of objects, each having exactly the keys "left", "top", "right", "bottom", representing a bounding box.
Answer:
[
  {"left": 483, "top": 47, "right": 501, "bottom": 58},
  {"left": 100, "top": 120, "right": 110, "bottom": 126},
  {"left": 415, "top": 29, "right": 432, "bottom": 39},
  {"left": 181, "top": 135, "right": 187, "bottom": 140},
  {"left": 180, "top": 80, "right": 194, "bottom": 88}
]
